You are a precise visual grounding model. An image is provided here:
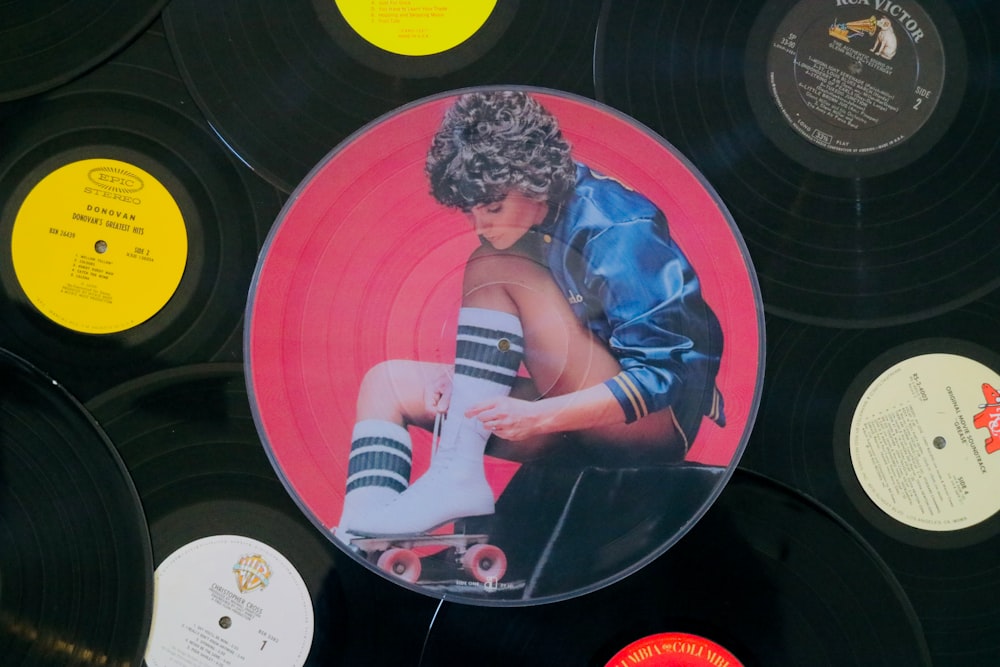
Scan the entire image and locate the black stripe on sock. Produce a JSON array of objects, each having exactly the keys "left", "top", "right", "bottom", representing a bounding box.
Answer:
[
  {"left": 346, "top": 475, "right": 408, "bottom": 494},
  {"left": 348, "top": 450, "right": 411, "bottom": 479},
  {"left": 349, "top": 435, "right": 411, "bottom": 457},
  {"left": 455, "top": 338, "right": 522, "bottom": 373}
]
